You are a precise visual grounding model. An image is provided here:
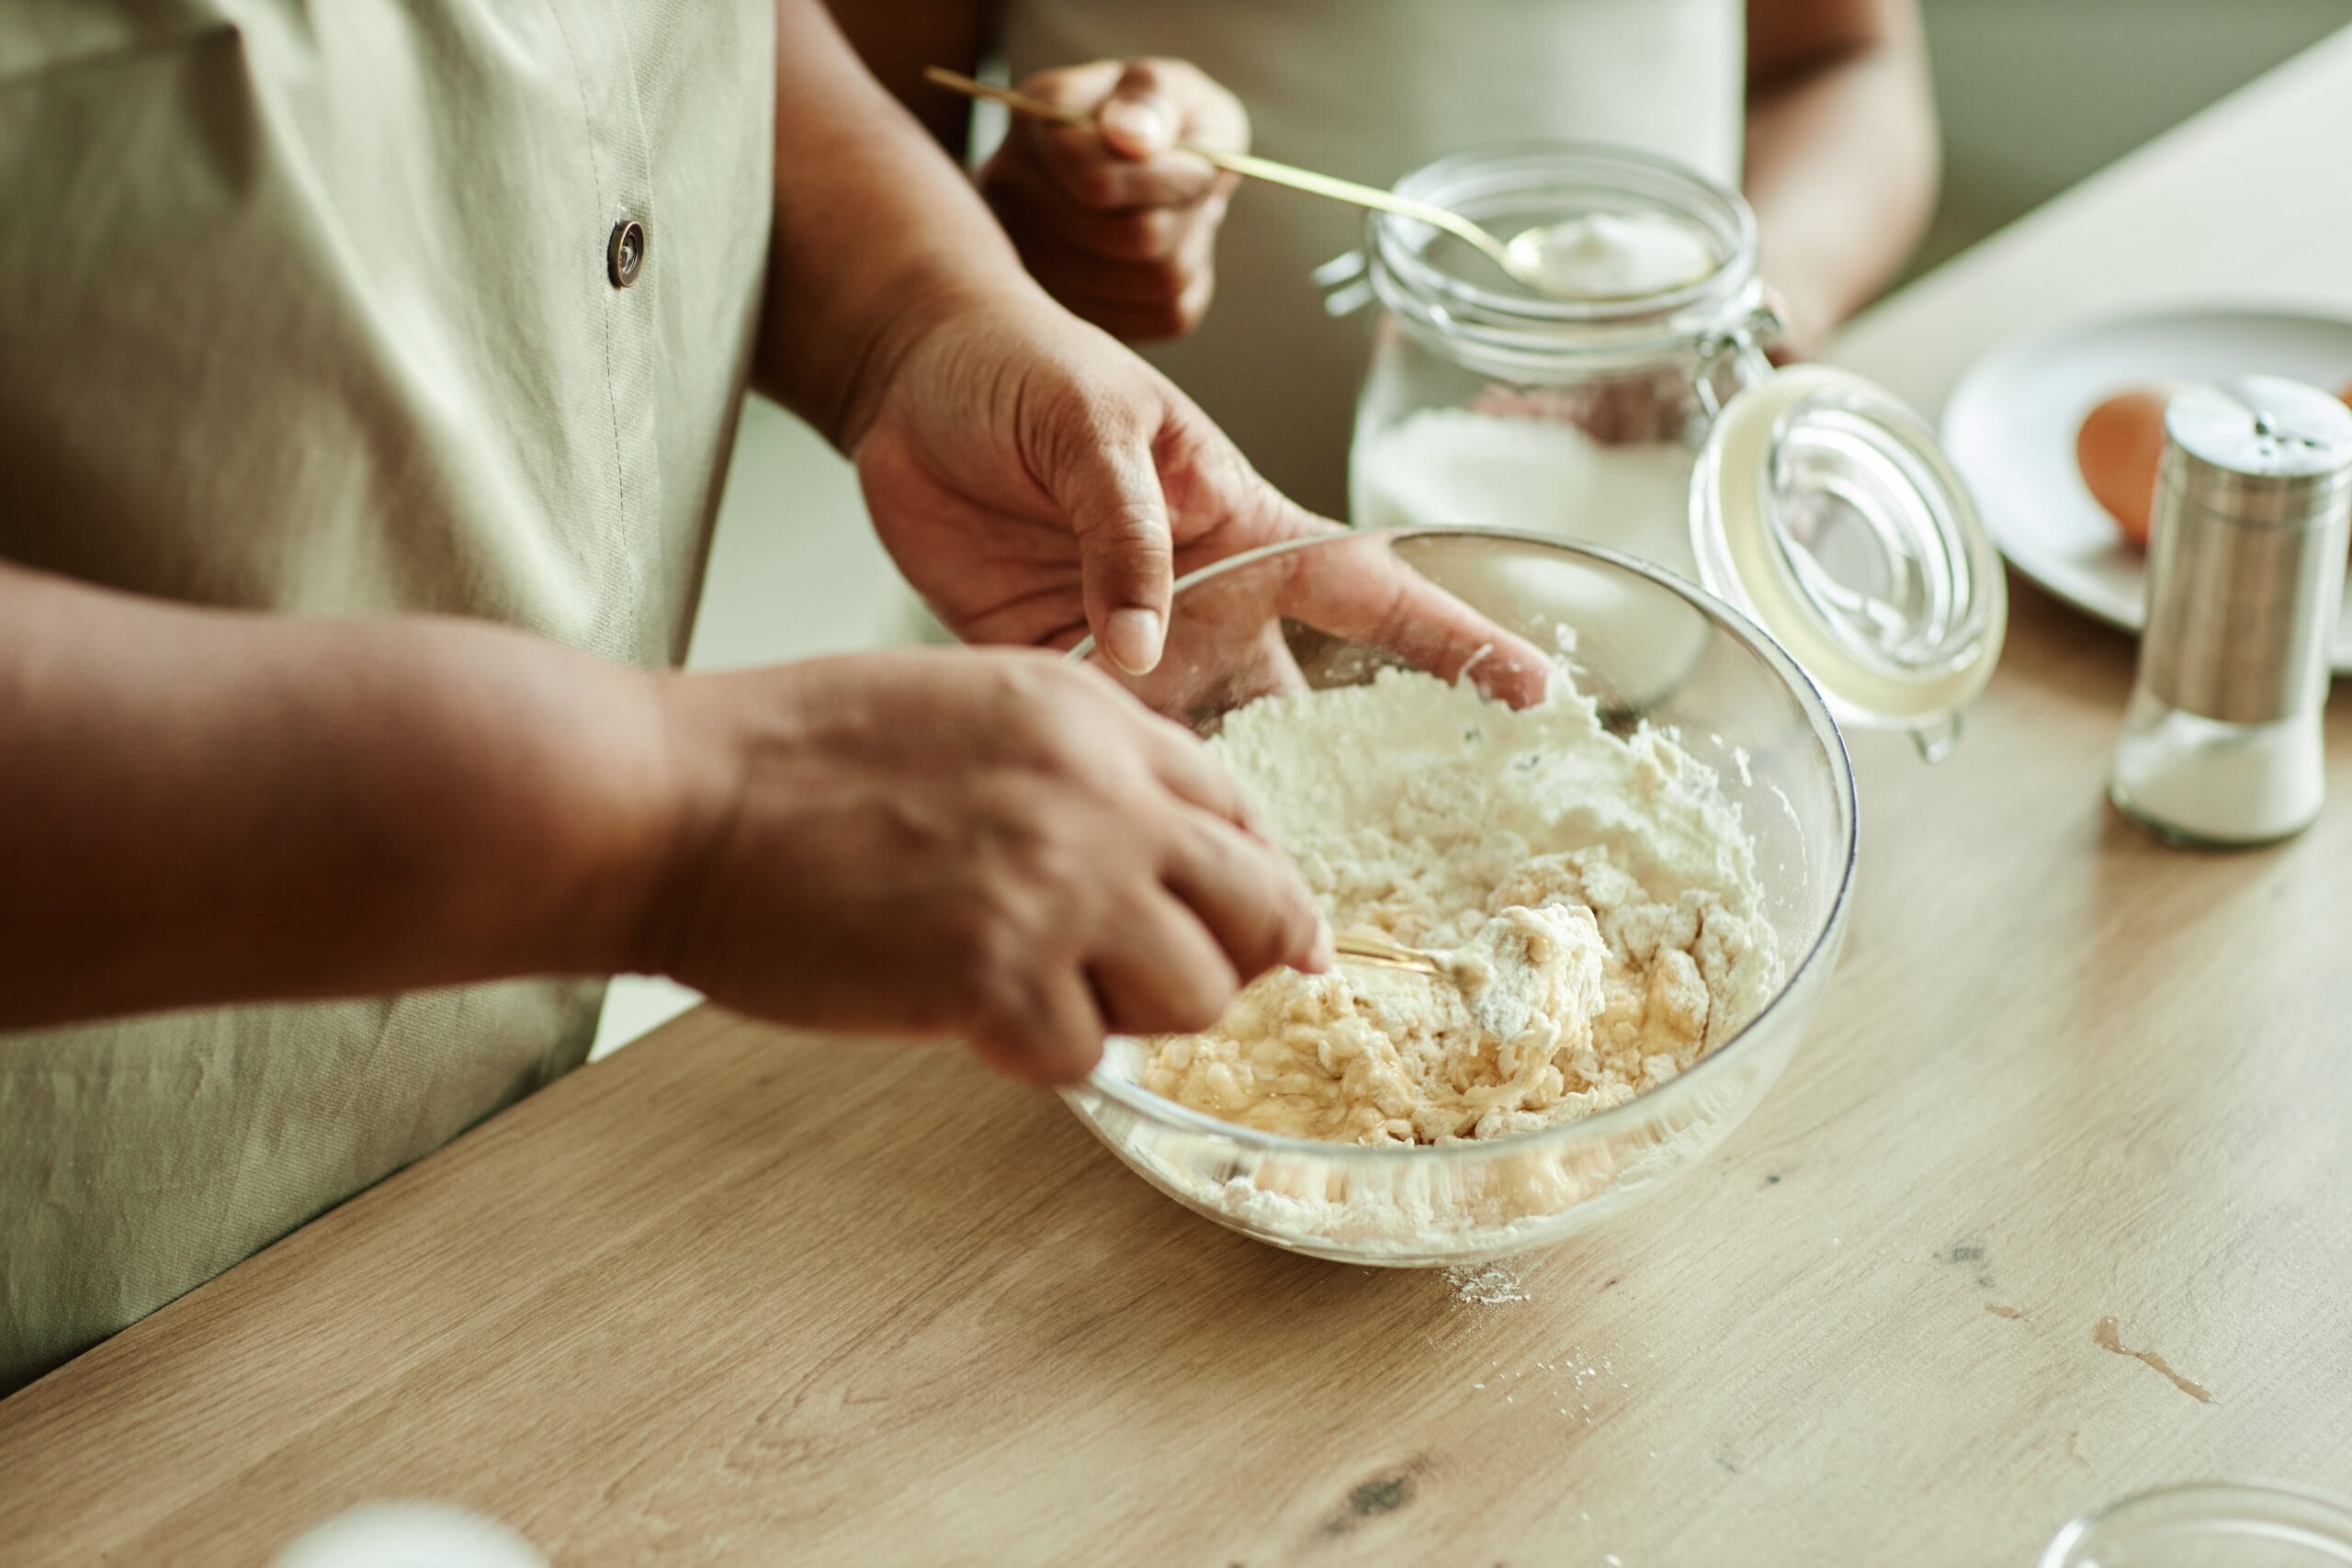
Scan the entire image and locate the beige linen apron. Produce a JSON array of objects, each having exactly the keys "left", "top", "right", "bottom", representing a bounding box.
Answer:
[{"left": 0, "top": 0, "right": 773, "bottom": 1392}]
